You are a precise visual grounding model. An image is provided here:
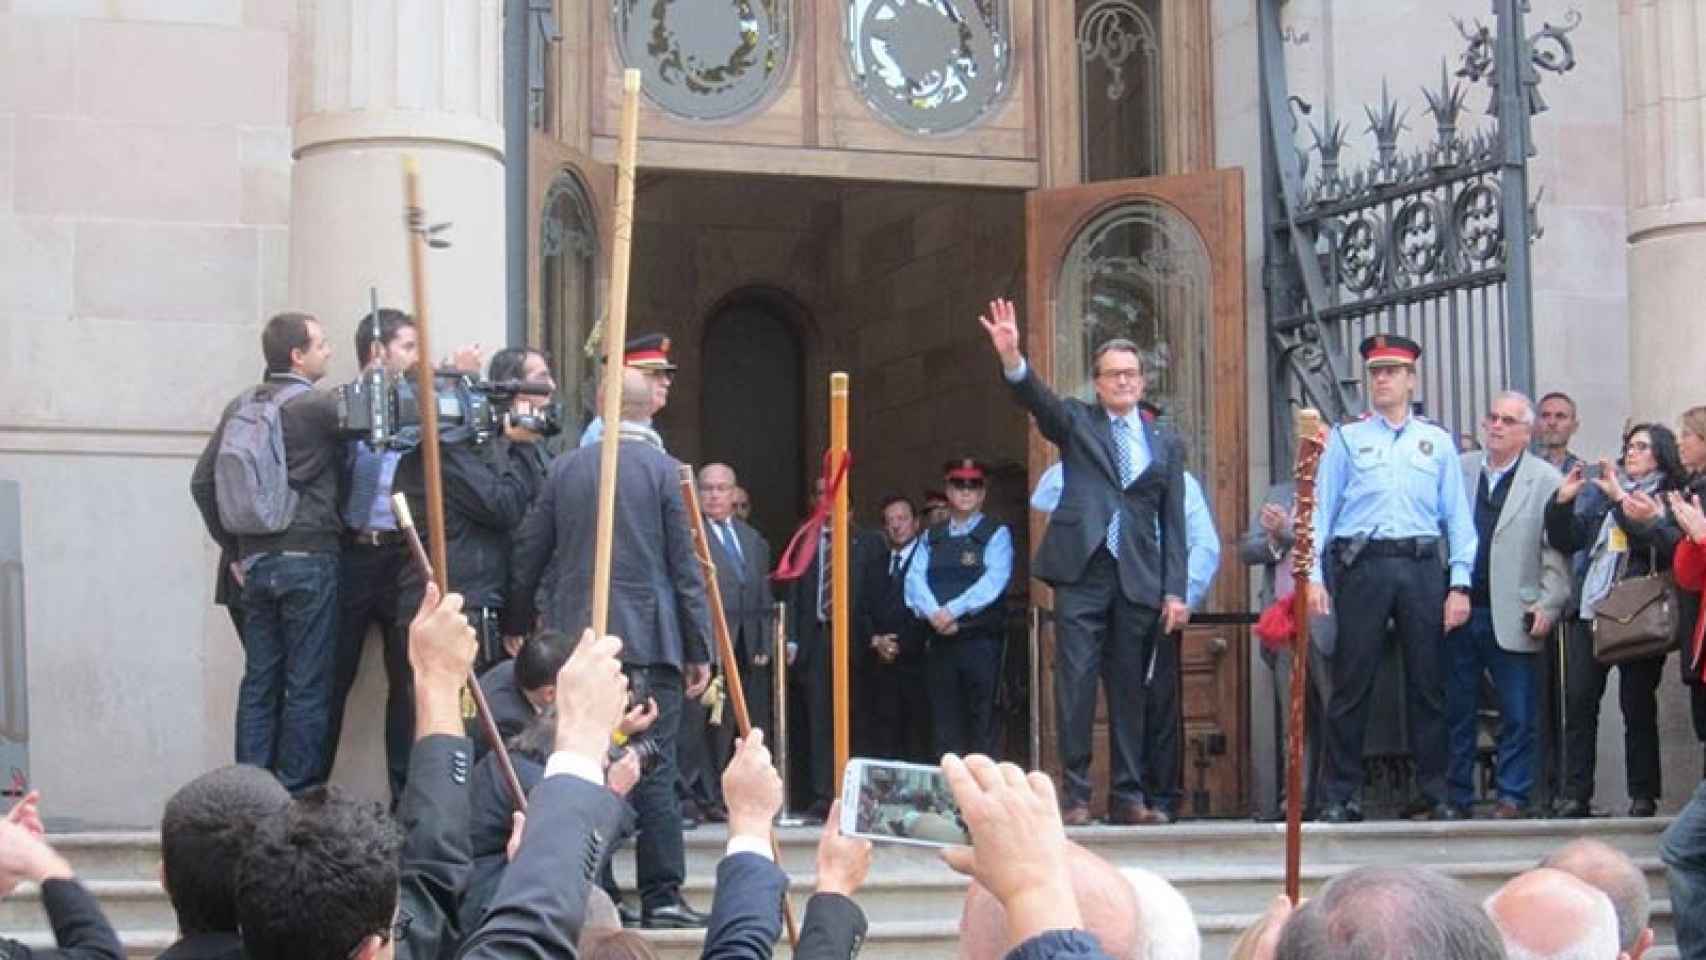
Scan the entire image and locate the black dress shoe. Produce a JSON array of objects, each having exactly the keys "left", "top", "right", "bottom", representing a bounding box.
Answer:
[
  {"left": 1554, "top": 798, "right": 1593, "bottom": 818},
  {"left": 1629, "top": 796, "right": 1658, "bottom": 818},
  {"left": 643, "top": 899, "right": 710, "bottom": 929},
  {"left": 618, "top": 902, "right": 642, "bottom": 928}
]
